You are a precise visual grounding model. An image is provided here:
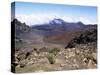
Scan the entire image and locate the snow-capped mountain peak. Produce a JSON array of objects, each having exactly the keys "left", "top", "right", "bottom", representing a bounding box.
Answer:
[{"left": 49, "top": 18, "right": 66, "bottom": 25}]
